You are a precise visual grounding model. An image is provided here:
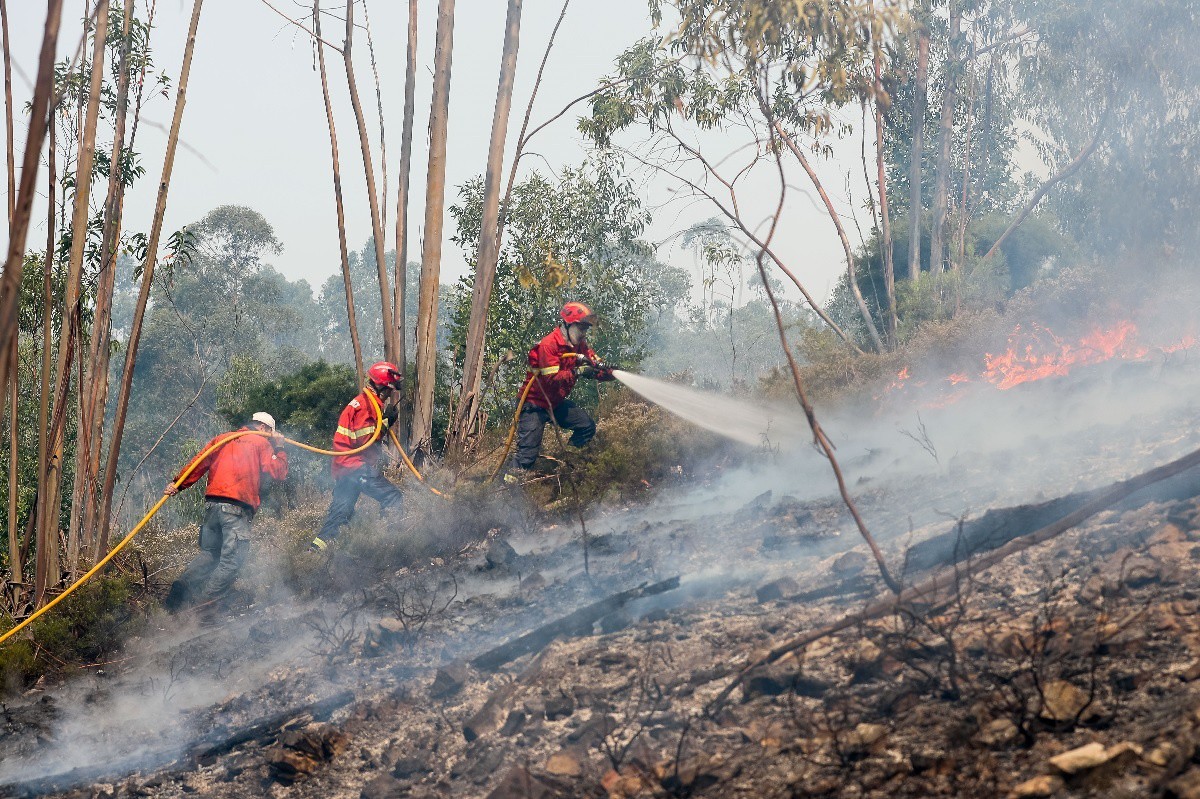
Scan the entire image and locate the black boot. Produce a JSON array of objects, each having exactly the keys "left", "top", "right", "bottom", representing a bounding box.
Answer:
[{"left": 163, "top": 580, "right": 190, "bottom": 613}]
